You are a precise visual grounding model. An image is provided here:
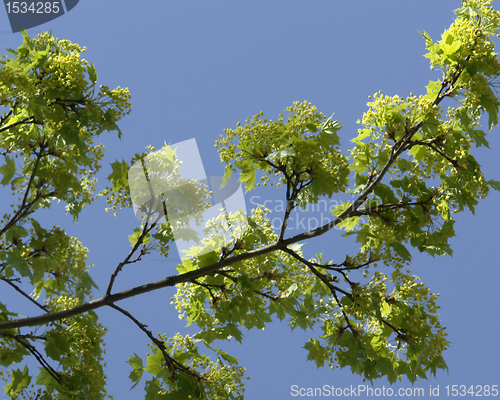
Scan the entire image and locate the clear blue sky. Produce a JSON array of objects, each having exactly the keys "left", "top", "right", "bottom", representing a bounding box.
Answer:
[{"left": 1, "top": 1, "right": 499, "bottom": 398}]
